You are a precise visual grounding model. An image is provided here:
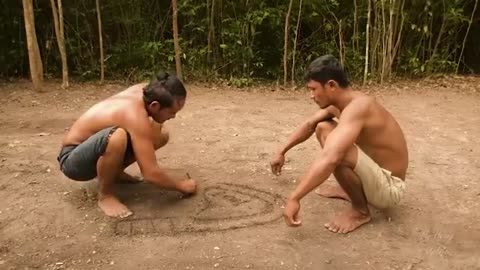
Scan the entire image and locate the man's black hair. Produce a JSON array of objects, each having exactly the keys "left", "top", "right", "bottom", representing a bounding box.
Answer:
[
  {"left": 143, "top": 71, "right": 186, "bottom": 108},
  {"left": 304, "top": 55, "right": 350, "bottom": 88}
]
